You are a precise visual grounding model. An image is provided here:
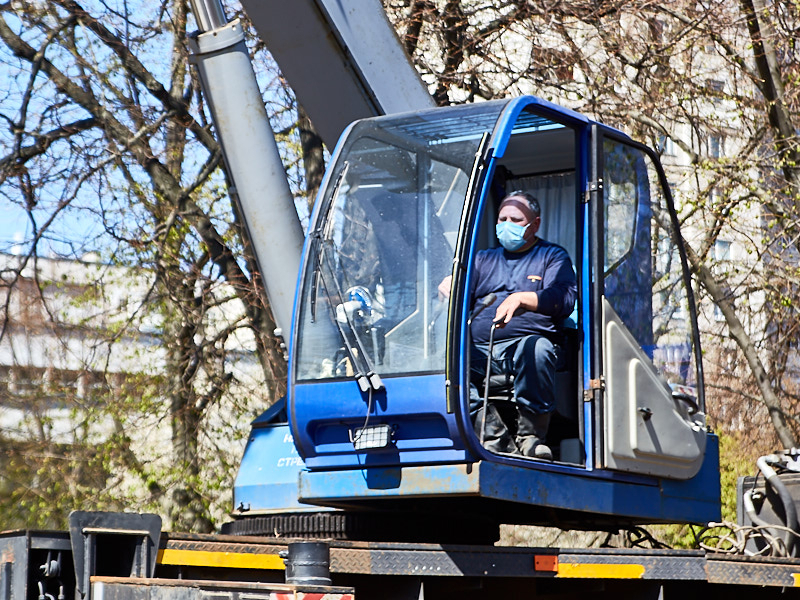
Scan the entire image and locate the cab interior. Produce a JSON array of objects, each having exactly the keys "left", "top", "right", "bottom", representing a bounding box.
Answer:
[{"left": 470, "top": 114, "right": 584, "bottom": 464}]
